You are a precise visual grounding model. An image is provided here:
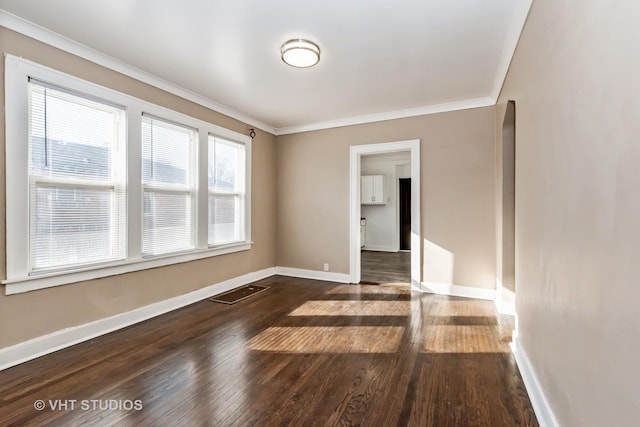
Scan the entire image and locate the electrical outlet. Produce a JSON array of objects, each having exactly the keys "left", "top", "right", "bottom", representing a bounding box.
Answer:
[{"left": 323, "top": 263, "right": 329, "bottom": 272}]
